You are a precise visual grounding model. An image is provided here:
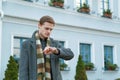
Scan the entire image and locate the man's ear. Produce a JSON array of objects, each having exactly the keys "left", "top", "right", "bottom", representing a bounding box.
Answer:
[{"left": 38, "top": 23, "right": 41, "bottom": 29}]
